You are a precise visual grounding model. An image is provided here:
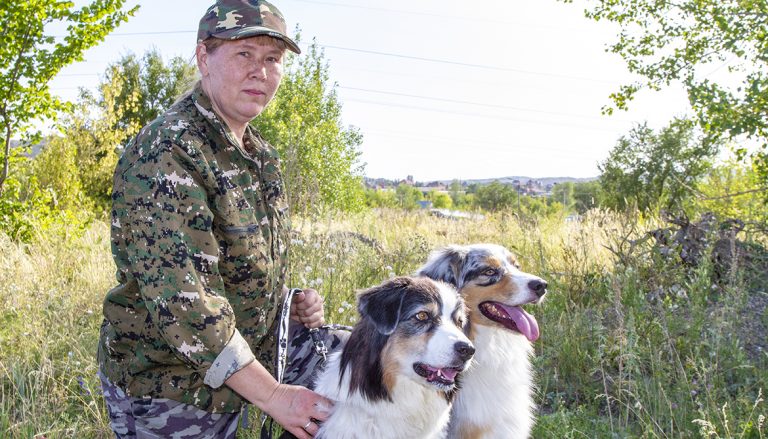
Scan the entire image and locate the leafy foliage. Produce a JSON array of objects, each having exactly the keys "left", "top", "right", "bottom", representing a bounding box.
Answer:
[
  {"left": 564, "top": 0, "right": 768, "bottom": 197},
  {"left": 364, "top": 187, "right": 397, "bottom": 208},
  {"left": 694, "top": 156, "right": 768, "bottom": 229},
  {"left": 394, "top": 184, "right": 424, "bottom": 210},
  {"left": 427, "top": 191, "right": 453, "bottom": 209},
  {"left": 104, "top": 49, "right": 198, "bottom": 144},
  {"left": 474, "top": 180, "right": 517, "bottom": 211},
  {"left": 572, "top": 180, "right": 601, "bottom": 213},
  {"left": 599, "top": 118, "right": 718, "bottom": 212},
  {"left": 0, "top": 0, "right": 136, "bottom": 241},
  {"left": 0, "top": 0, "right": 137, "bottom": 195},
  {"left": 56, "top": 70, "right": 143, "bottom": 214},
  {"left": 551, "top": 182, "right": 575, "bottom": 211},
  {"left": 44, "top": 50, "right": 195, "bottom": 214},
  {"left": 253, "top": 39, "right": 365, "bottom": 214}
]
